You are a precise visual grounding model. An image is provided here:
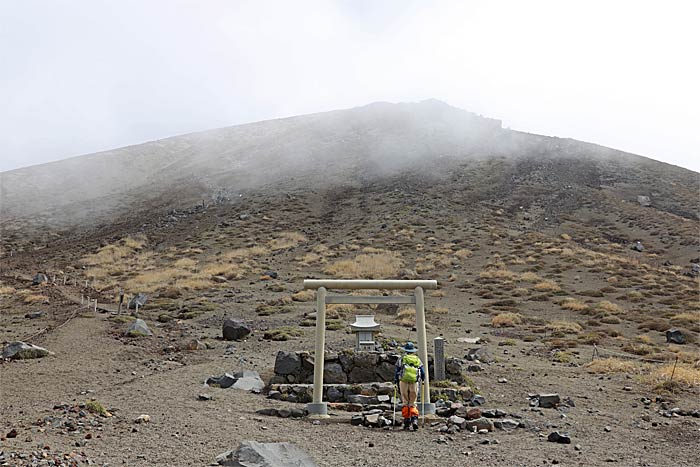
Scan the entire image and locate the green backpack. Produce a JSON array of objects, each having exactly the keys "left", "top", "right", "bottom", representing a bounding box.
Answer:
[{"left": 400, "top": 354, "right": 422, "bottom": 383}]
